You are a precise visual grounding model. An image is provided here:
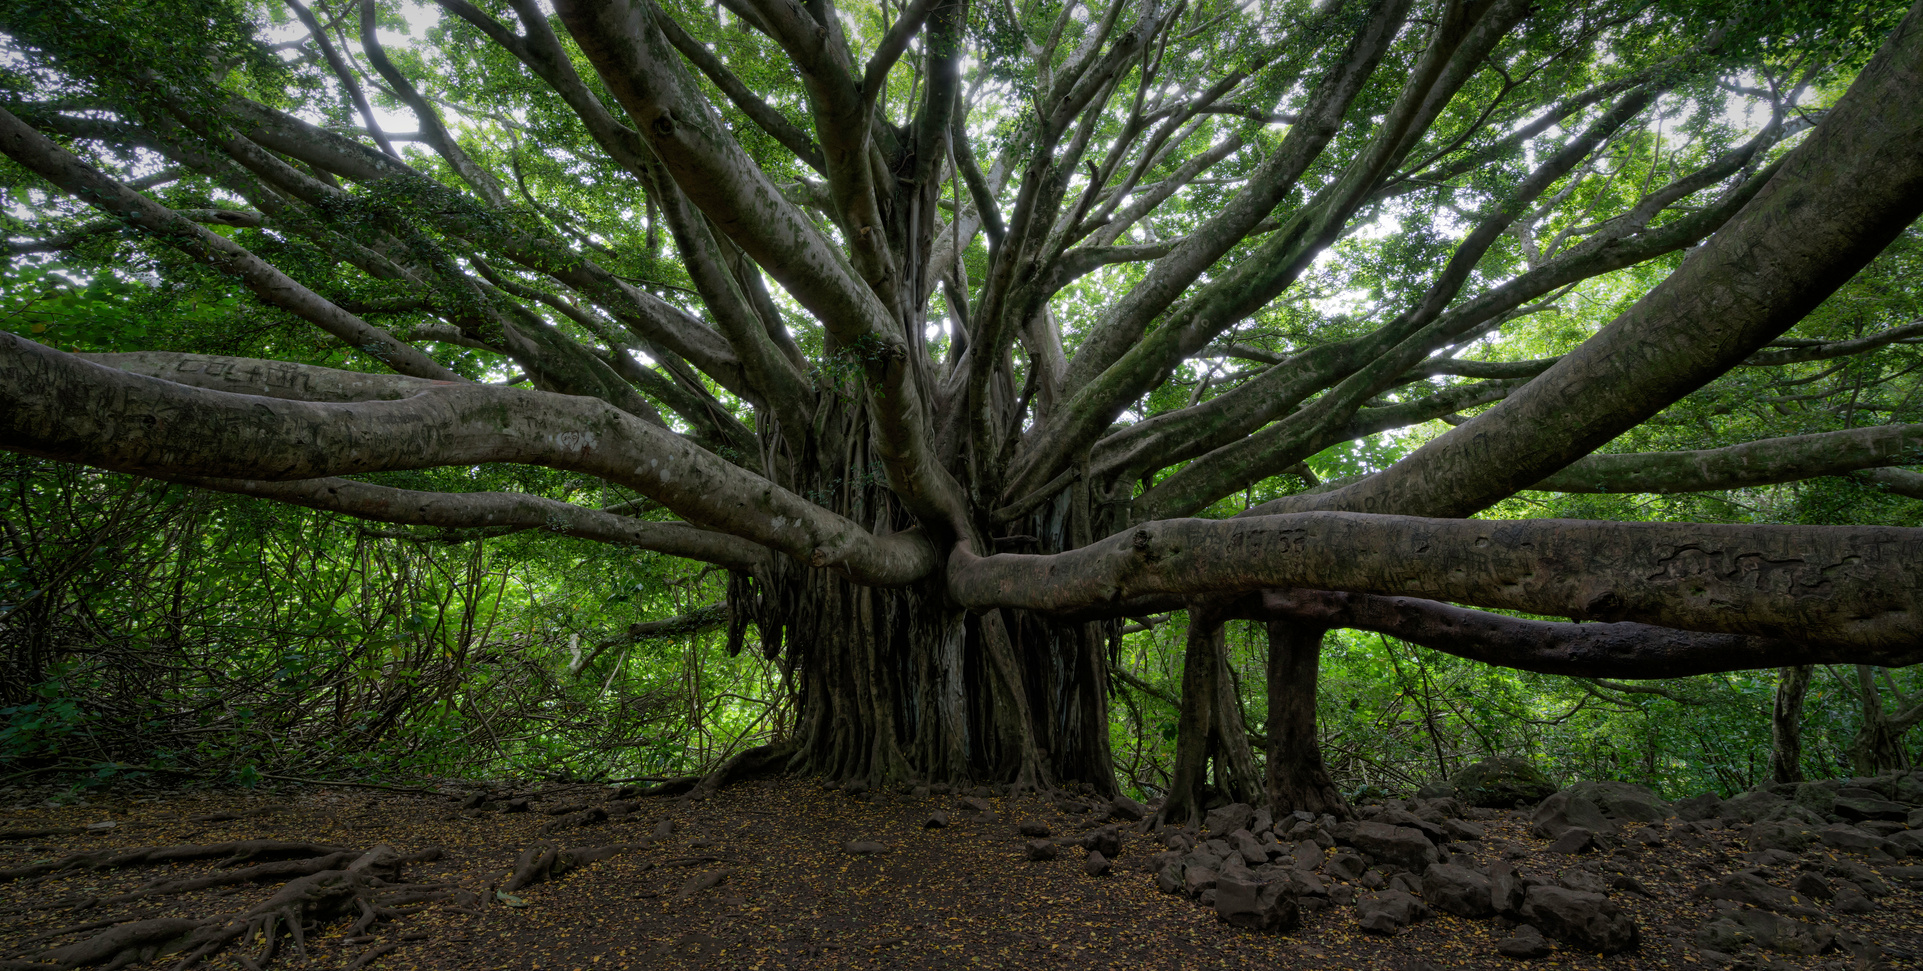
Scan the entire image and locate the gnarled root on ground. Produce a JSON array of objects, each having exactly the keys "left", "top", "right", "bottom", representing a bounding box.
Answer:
[{"left": 1, "top": 844, "right": 469, "bottom": 971}]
